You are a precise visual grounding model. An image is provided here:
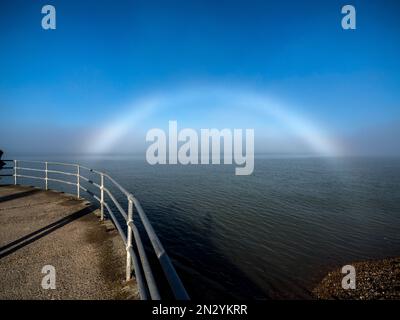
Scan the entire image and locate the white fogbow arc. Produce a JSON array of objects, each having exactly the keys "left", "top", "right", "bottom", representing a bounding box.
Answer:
[{"left": 87, "top": 85, "right": 340, "bottom": 156}]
